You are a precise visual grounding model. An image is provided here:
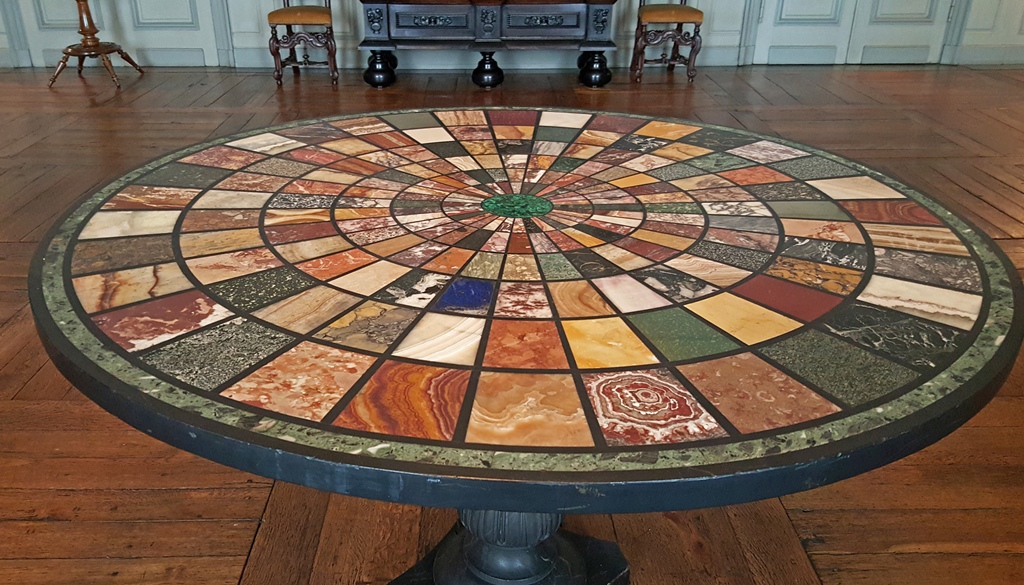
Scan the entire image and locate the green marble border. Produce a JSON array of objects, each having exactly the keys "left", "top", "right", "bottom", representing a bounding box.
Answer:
[{"left": 36, "top": 107, "right": 1023, "bottom": 476}]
